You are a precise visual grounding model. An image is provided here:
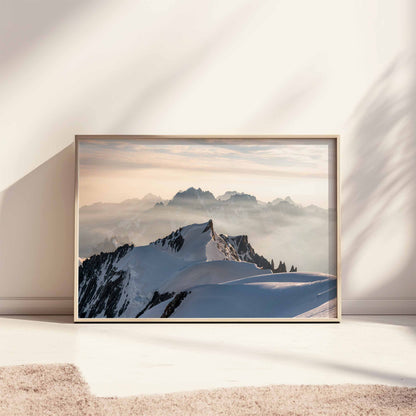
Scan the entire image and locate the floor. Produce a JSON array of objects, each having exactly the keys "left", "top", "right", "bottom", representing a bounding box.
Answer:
[{"left": 0, "top": 315, "right": 415, "bottom": 397}]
